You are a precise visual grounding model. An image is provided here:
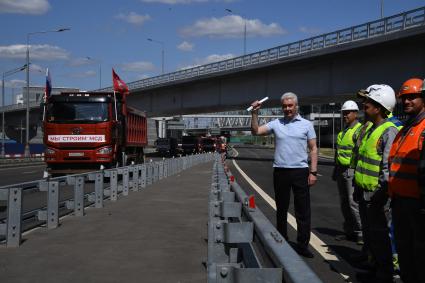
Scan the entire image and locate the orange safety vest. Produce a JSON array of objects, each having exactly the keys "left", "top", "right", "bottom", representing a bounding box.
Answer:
[{"left": 388, "top": 118, "right": 425, "bottom": 198}]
